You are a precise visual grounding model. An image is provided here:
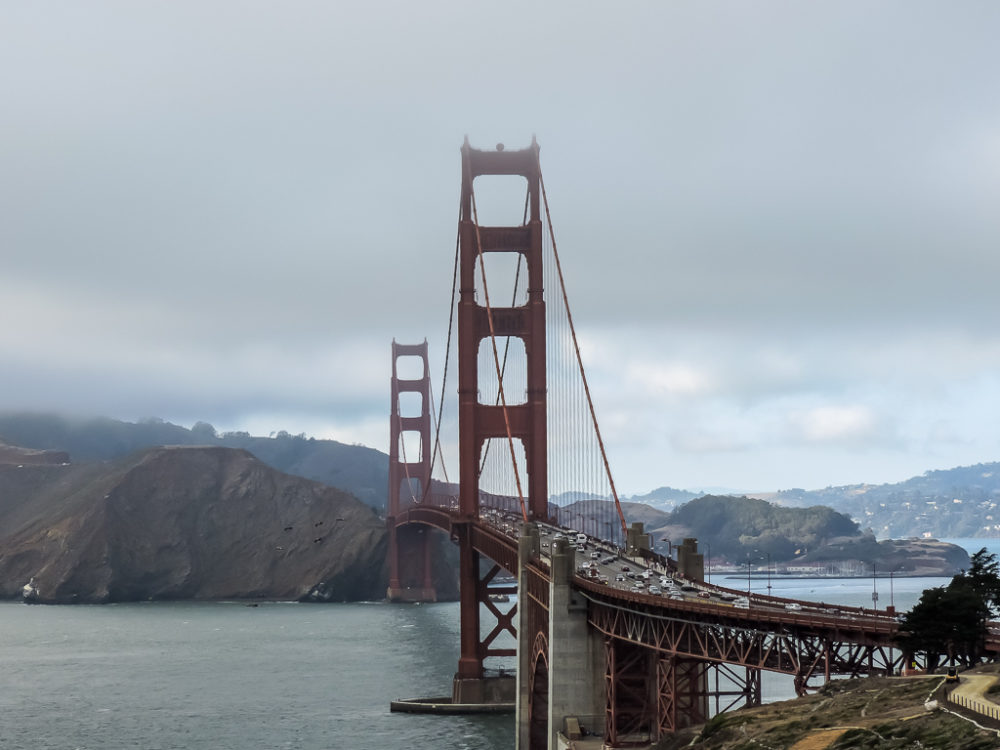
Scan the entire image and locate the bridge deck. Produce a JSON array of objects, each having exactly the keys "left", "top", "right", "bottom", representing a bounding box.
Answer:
[{"left": 393, "top": 503, "right": 1000, "bottom": 659}]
